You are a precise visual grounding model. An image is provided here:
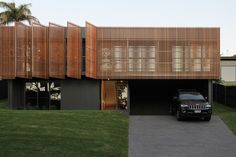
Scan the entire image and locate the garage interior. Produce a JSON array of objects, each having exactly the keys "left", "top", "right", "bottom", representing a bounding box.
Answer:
[{"left": 129, "top": 80, "right": 209, "bottom": 115}]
